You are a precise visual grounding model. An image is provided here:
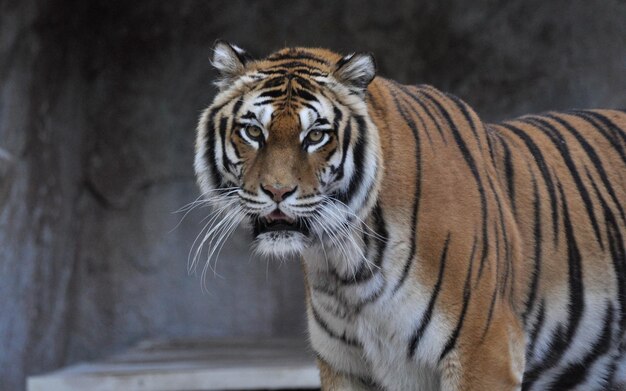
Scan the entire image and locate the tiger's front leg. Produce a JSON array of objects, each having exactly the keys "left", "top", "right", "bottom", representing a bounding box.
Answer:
[
  {"left": 439, "top": 302, "right": 525, "bottom": 391},
  {"left": 318, "top": 358, "right": 378, "bottom": 391}
]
